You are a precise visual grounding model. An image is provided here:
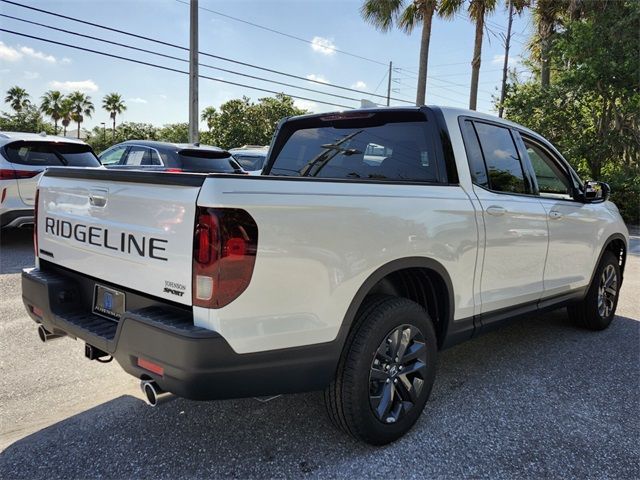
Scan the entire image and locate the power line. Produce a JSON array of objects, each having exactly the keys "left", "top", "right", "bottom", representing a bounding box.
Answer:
[
  {"left": 0, "top": 28, "right": 356, "bottom": 110},
  {"left": 1, "top": 0, "right": 413, "bottom": 103},
  {"left": 0, "top": 13, "right": 392, "bottom": 106},
  {"left": 174, "top": 0, "right": 389, "bottom": 67}
]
